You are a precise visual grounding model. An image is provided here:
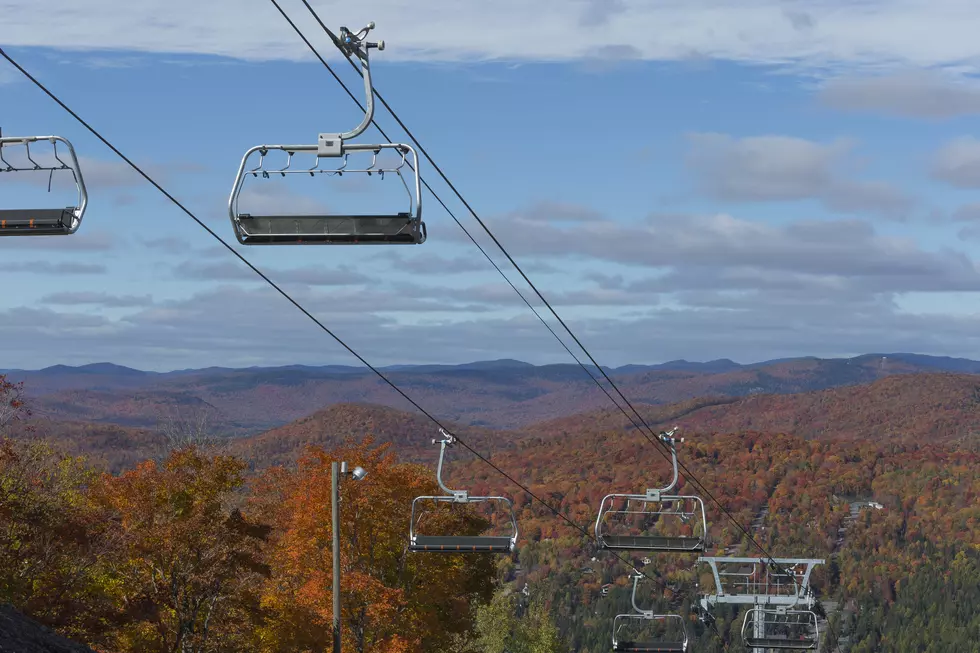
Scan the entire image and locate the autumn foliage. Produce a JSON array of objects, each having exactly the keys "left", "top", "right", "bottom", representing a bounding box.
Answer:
[
  {"left": 0, "top": 390, "right": 499, "bottom": 653},
  {"left": 3, "top": 371, "right": 980, "bottom": 652},
  {"left": 250, "top": 438, "right": 496, "bottom": 653}
]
